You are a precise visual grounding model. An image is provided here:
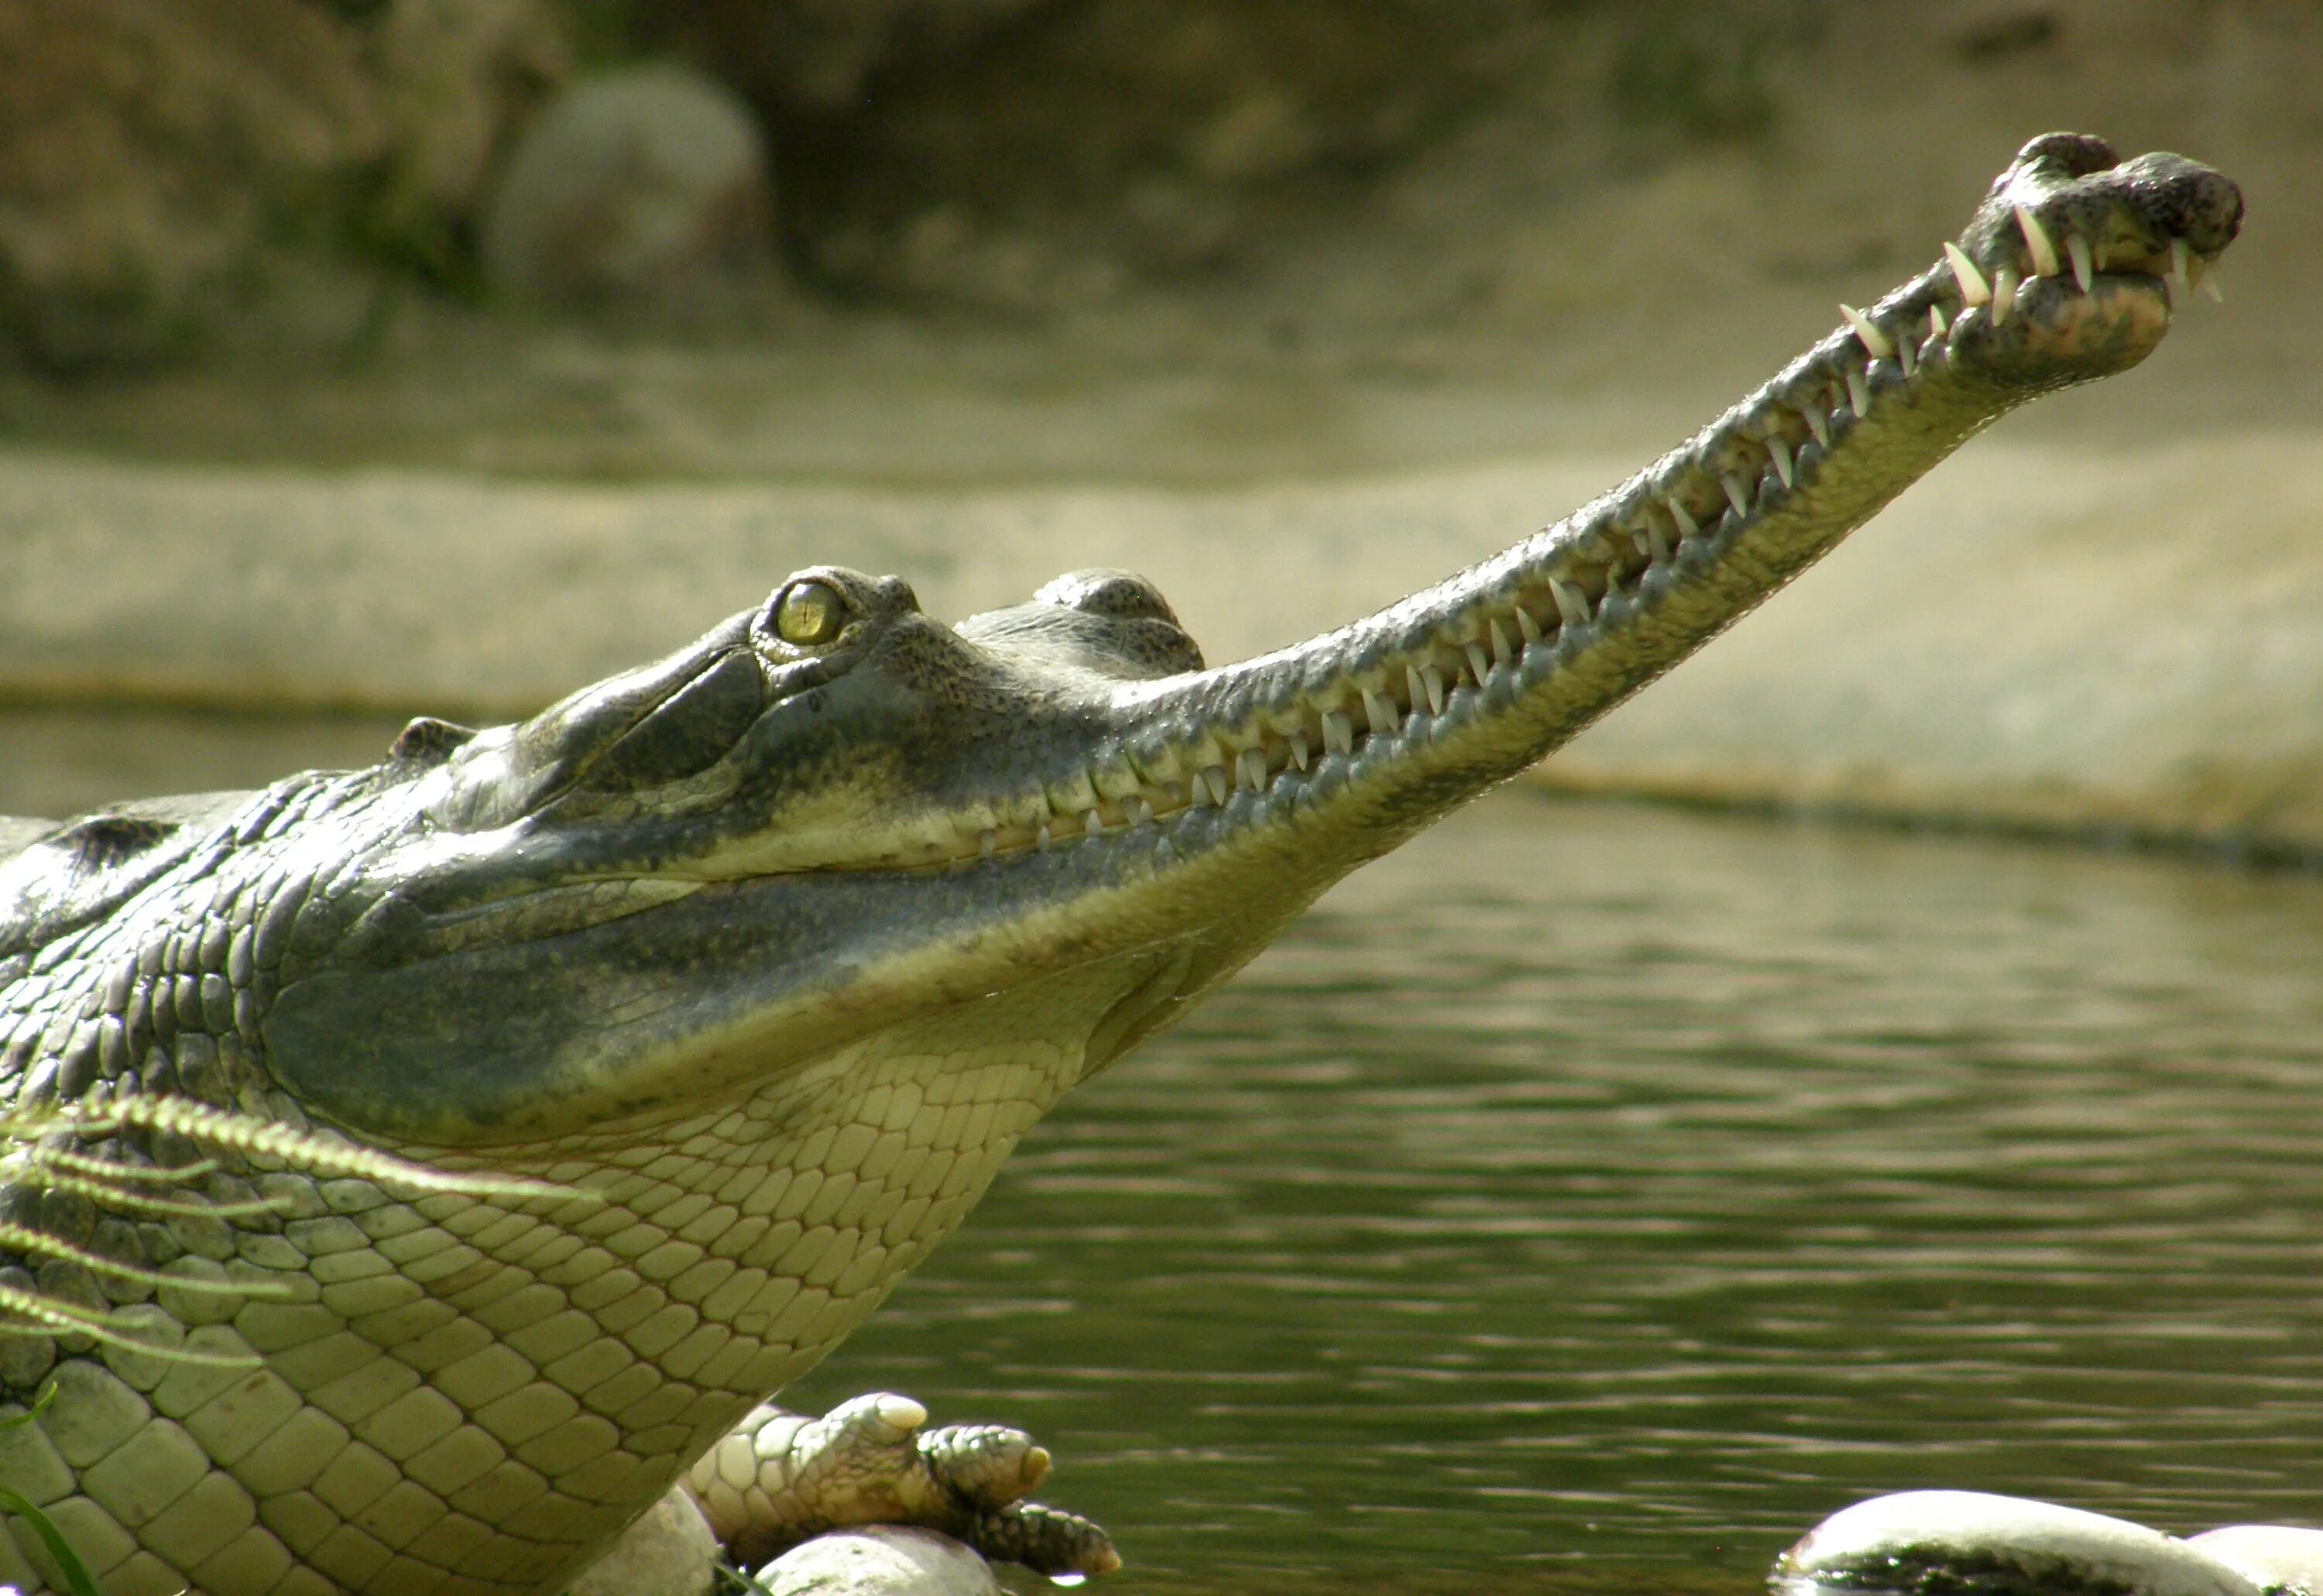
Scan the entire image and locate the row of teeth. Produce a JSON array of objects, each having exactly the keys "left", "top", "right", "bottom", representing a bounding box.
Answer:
[{"left": 902, "top": 209, "right": 2216, "bottom": 869}]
